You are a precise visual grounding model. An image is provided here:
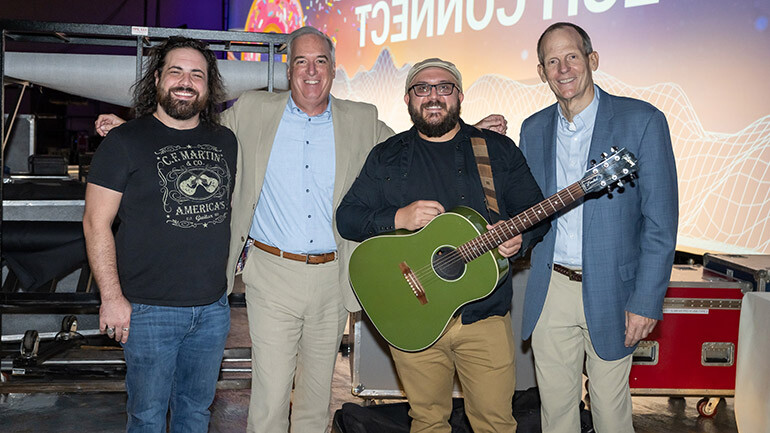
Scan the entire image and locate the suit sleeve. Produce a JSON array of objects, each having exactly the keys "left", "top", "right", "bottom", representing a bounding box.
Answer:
[
  {"left": 625, "top": 109, "right": 679, "bottom": 319},
  {"left": 377, "top": 120, "right": 395, "bottom": 143},
  {"left": 220, "top": 98, "right": 245, "bottom": 208},
  {"left": 220, "top": 98, "right": 239, "bottom": 132}
]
